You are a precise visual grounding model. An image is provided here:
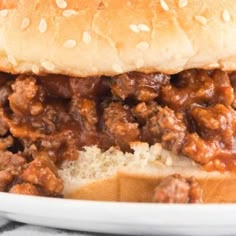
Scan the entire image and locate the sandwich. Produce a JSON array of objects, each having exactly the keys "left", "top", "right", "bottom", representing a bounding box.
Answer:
[{"left": 0, "top": 0, "right": 236, "bottom": 203}]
